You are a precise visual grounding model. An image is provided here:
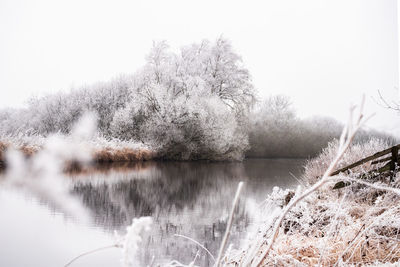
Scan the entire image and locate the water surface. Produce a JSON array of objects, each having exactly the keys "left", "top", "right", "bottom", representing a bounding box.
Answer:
[{"left": 0, "top": 159, "right": 304, "bottom": 267}]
